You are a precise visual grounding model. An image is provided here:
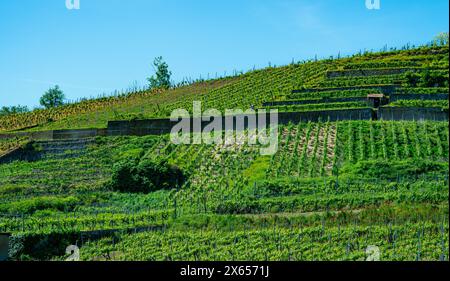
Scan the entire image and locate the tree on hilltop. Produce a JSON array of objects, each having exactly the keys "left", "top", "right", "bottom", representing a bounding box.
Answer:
[
  {"left": 147, "top": 56, "right": 172, "bottom": 90},
  {"left": 40, "top": 85, "right": 65, "bottom": 109}
]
